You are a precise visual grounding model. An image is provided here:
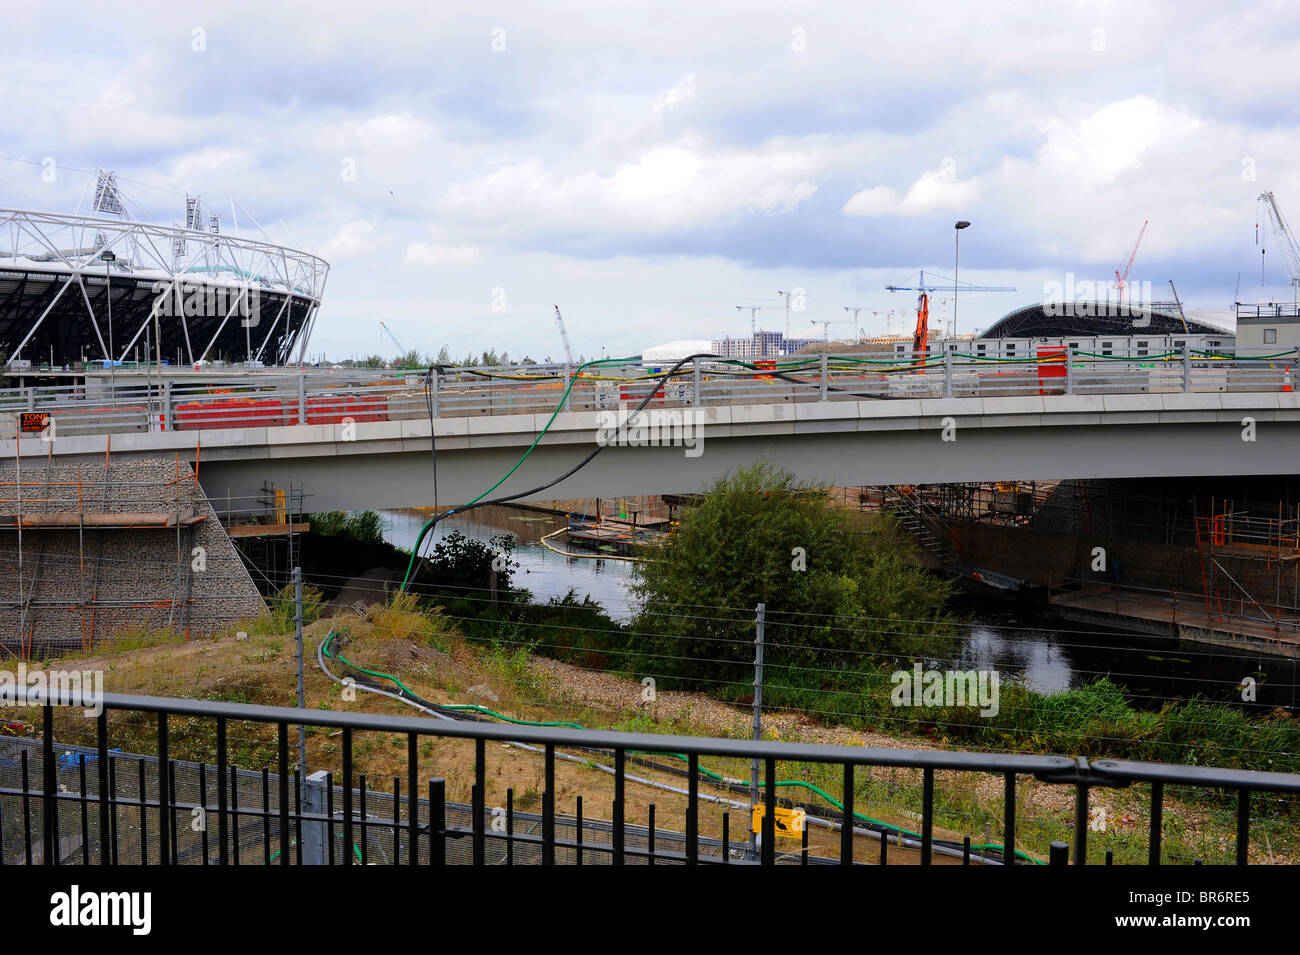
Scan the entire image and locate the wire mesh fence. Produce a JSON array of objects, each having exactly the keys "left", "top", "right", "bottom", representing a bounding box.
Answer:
[{"left": 0, "top": 735, "right": 787, "bottom": 866}]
